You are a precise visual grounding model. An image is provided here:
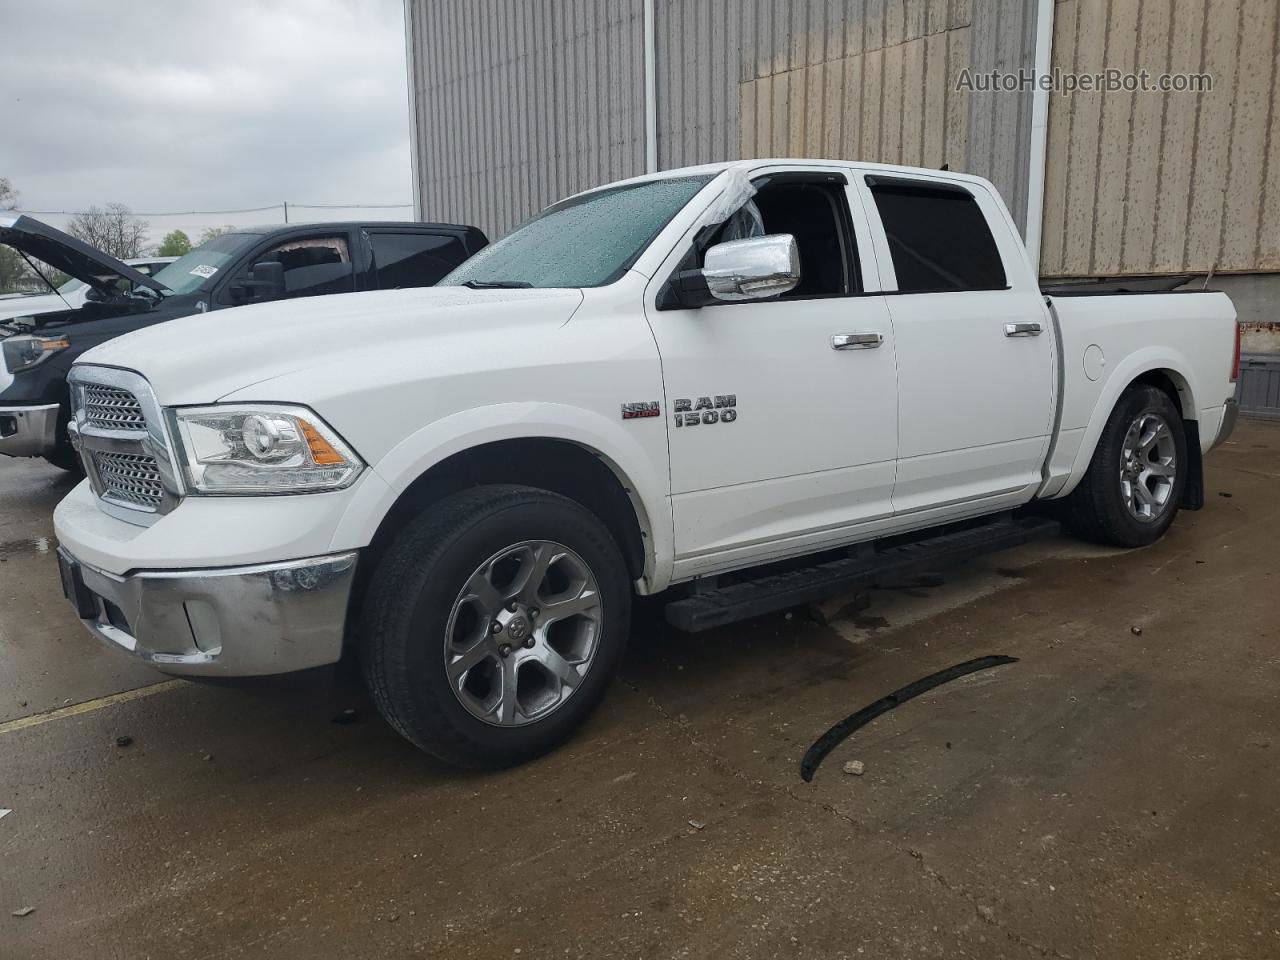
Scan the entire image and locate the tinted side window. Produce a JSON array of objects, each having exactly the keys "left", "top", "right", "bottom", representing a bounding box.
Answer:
[
  {"left": 369, "top": 233, "right": 468, "bottom": 289},
  {"left": 260, "top": 235, "right": 355, "bottom": 299},
  {"left": 868, "top": 181, "right": 1006, "bottom": 292}
]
